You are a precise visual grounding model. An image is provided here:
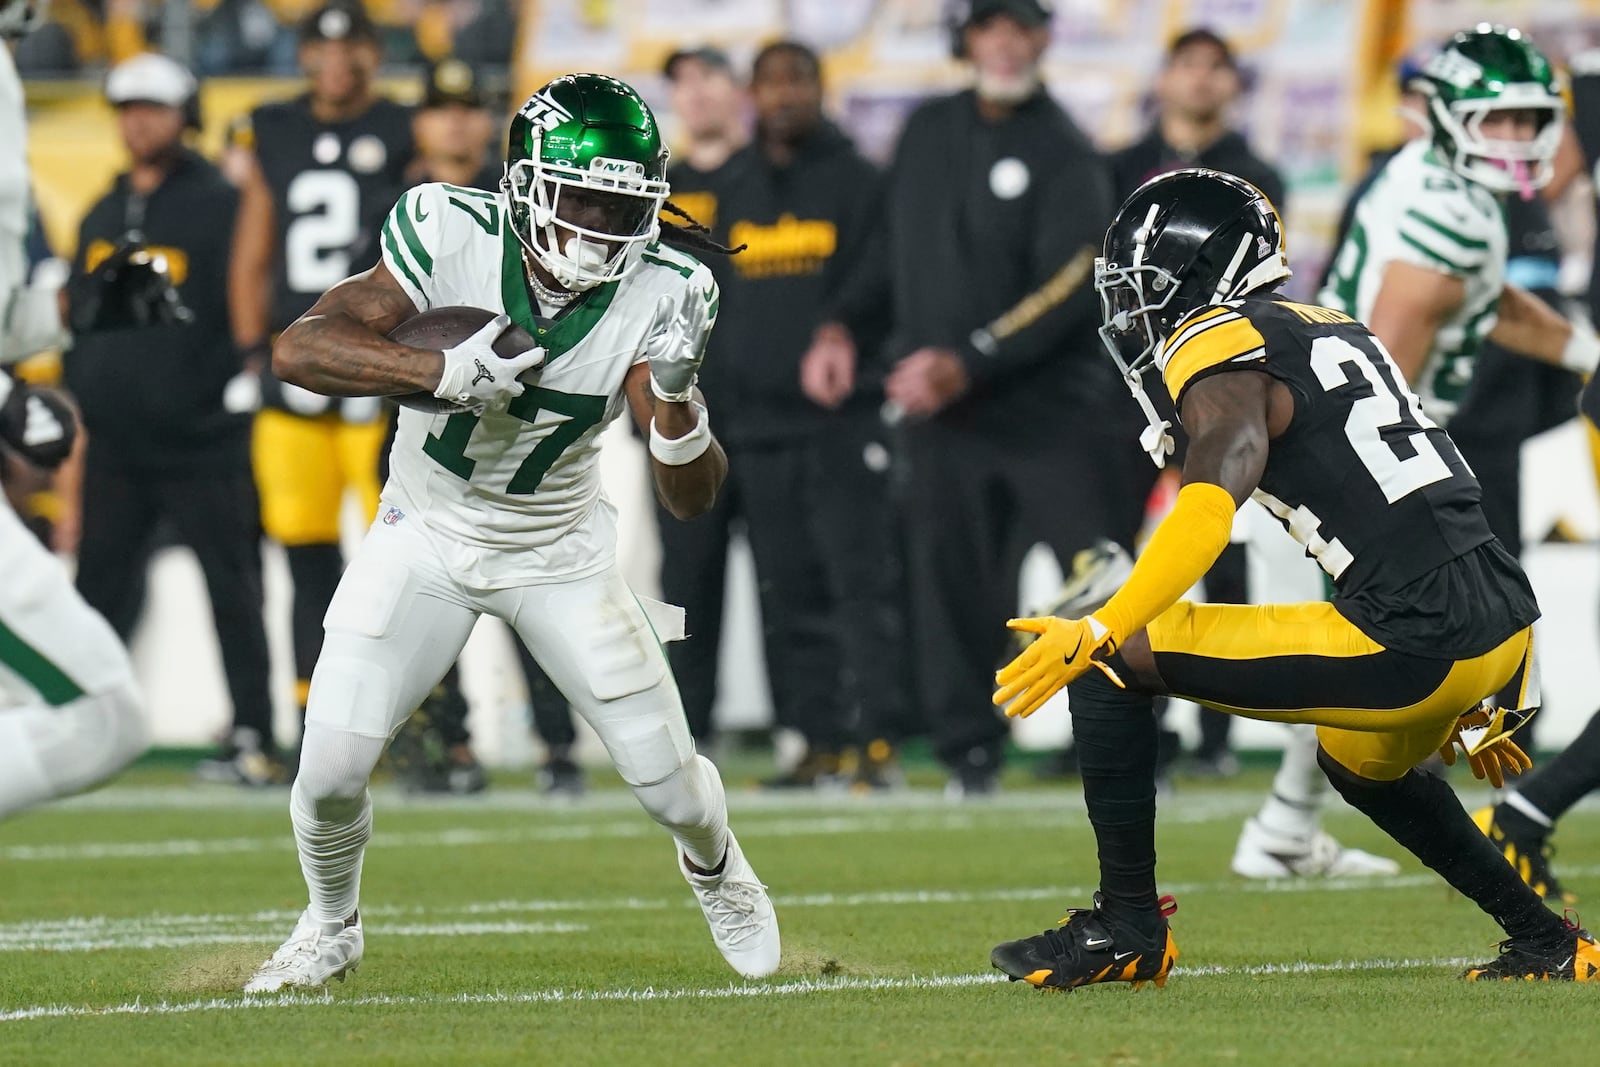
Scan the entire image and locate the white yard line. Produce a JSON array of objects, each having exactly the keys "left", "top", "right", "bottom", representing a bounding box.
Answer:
[
  {"left": 8, "top": 867, "right": 1597, "bottom": 955},
  {"left": 0, "top": 796, "right": 1264, "bottom": 863},
  {"left": 0, "top": 957, "right": 1482, "bottom": 1024}
]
